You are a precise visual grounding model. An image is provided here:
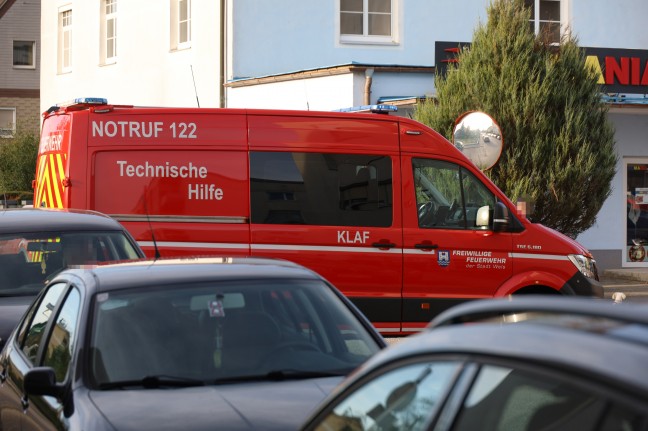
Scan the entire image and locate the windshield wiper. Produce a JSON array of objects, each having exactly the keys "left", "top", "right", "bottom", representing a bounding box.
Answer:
[
  {"left": 212, "top": 369, "right": 347, "bottom": 384},
  {"left": 98, "top": 375, "right": 205, "bottom": 389}
]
